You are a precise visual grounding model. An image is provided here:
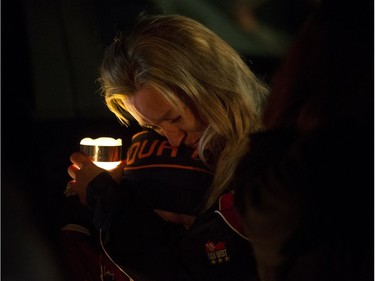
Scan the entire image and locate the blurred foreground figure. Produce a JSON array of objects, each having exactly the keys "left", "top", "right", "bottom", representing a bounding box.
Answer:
[{"left": 233, "top": 0, "right": 373, "bottom": 280}]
